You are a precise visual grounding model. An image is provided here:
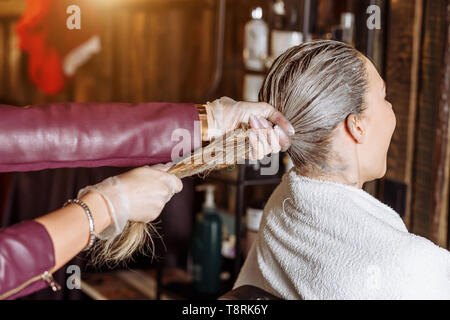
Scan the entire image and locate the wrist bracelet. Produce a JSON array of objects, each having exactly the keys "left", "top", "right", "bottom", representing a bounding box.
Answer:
[
  {"left": 63, "top": 199, "right": 96, "bottom": 251},
  {"left": 195, "top": 104, "right": 209, "bottom": 142}
]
